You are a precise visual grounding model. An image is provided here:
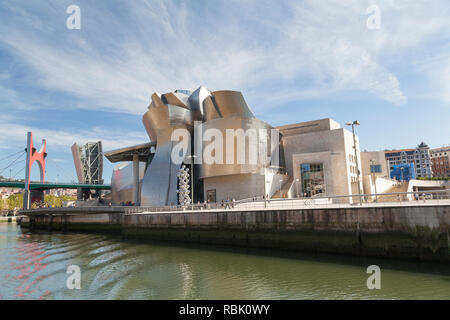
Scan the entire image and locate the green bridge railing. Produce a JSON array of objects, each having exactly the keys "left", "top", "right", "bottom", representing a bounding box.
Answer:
[{"left": 0, "top": 181, "right": 111, "bottom": 190}]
